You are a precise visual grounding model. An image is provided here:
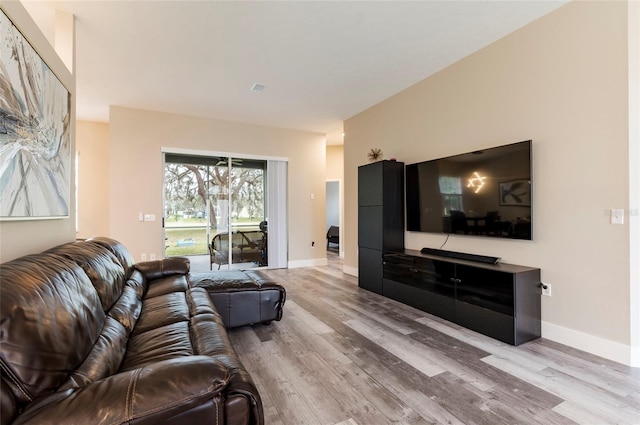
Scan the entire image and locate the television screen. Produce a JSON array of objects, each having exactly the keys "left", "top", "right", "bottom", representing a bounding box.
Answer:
[{"left": 406, "top": 140, "right": 532, "bottom": 240}]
